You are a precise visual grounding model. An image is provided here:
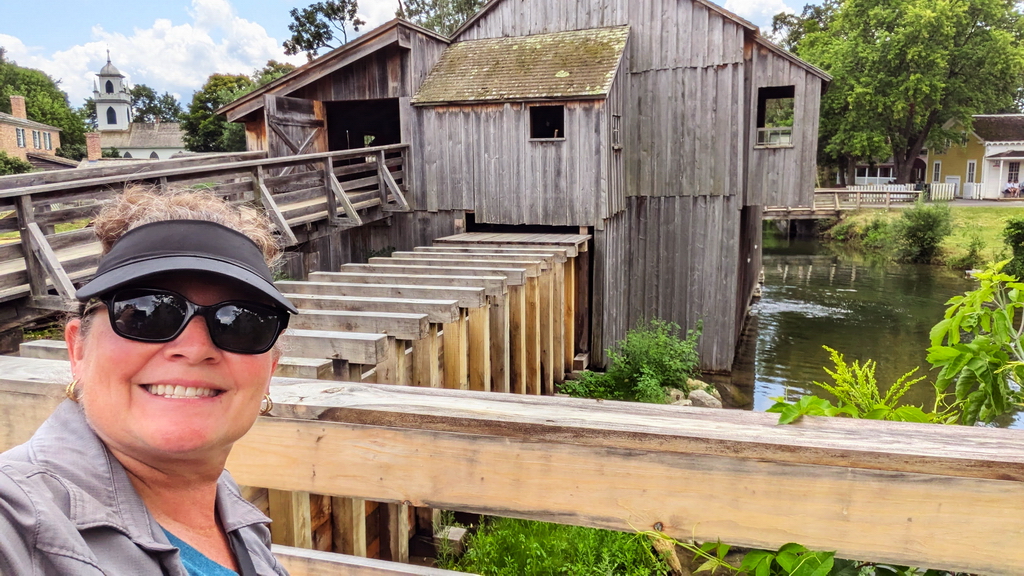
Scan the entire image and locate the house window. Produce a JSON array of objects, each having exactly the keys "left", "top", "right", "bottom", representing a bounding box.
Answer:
[
  {"left": 756, "top": 85, "right": 795, "bottom": 147},
  {"left": 32, "top": 130, "right": 40, "bottom": 149},
  {"left": 105, "top": 80, "right": 114, "bottom": 94},
  {"left": 879, "top": 167, "right": 892, "bottom": 179},
  {"left": 149, "top": 151, "right": 159, "bottom": 159},
  {"left": 106, "top": 107, "right": 117, "bottom": 125},
  {"left": 856, "top": 167, "right": 867, "bottom": 178},
  {"left": 44, "top": 133, "right": 51, "bottom": 150},
  {"left": 15, "top": 128, "right": 25, "bottom": 148},
  {"left": 1010, "top": 162, "right": 1020, "bottom": 182},
  {"left": 967, "top": 160, "right": 976, "bottom": 183},
  {"left": 530, "top": 105, "right": 565, "bottom": 139},
  {"left": 123, "top": 151, "right": 132, "bottom": 158},
  {"left": 612, "top": 114, "right": 622, "bottom": 150},
  {"left": 932, "top": 161, "right": 941, "bottom": 183}
]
